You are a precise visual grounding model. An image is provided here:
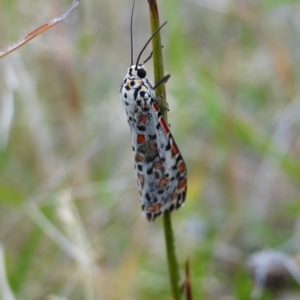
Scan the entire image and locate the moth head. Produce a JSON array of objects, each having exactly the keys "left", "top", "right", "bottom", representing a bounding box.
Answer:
[
  {"left": 128, "top": 64, "right": 146, "bottom": 79},
  {"left": 129, "top": 0, "right": 167, "bottom": 74}
]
